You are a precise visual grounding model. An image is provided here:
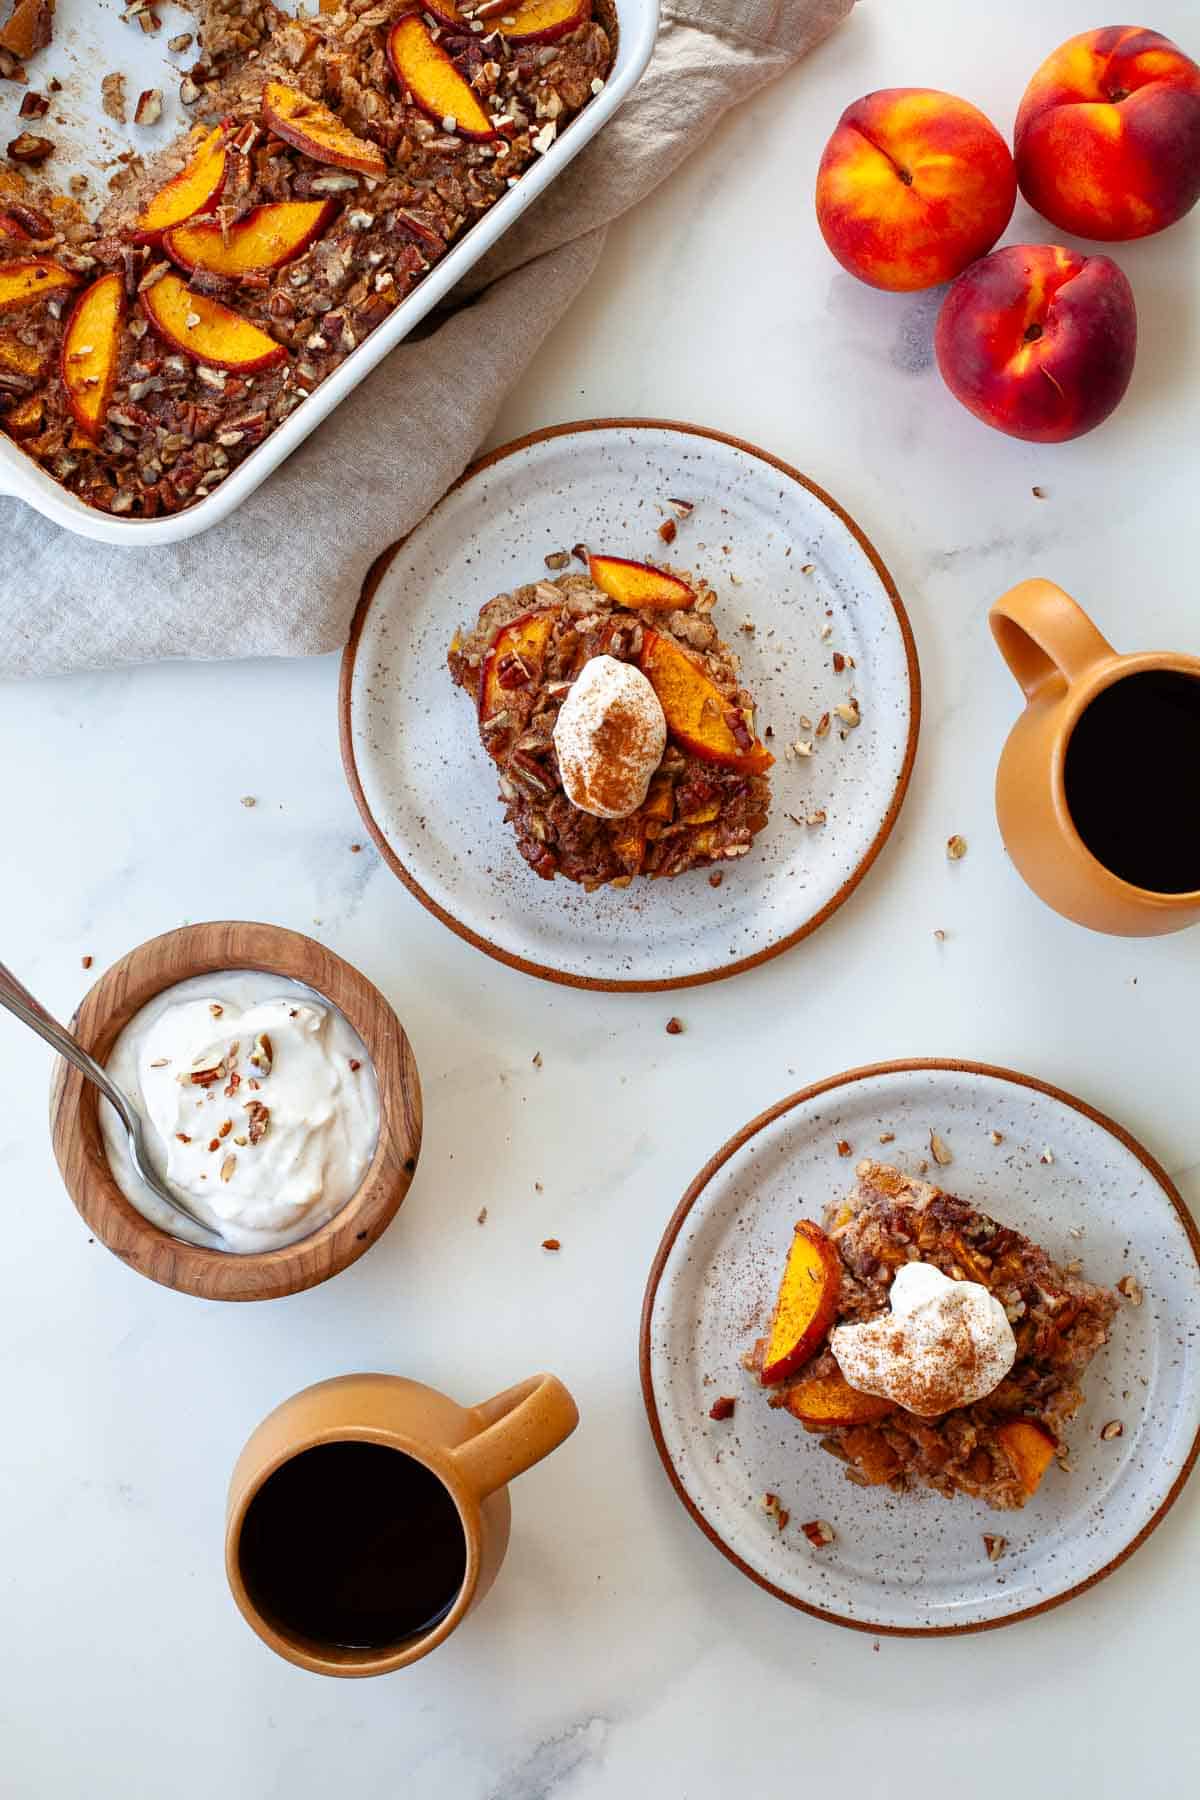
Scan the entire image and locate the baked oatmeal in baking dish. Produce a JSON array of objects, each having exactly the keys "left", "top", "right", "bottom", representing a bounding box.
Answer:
[
  {"left": 745, "top": 1160, "right": 1118, "bottom": 1511},
  {"left": 448, "top": 553, "right": 774, "bottom": 889},
  {"left": 0, "top": 0, "right": 613, "bottom": 516}
]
